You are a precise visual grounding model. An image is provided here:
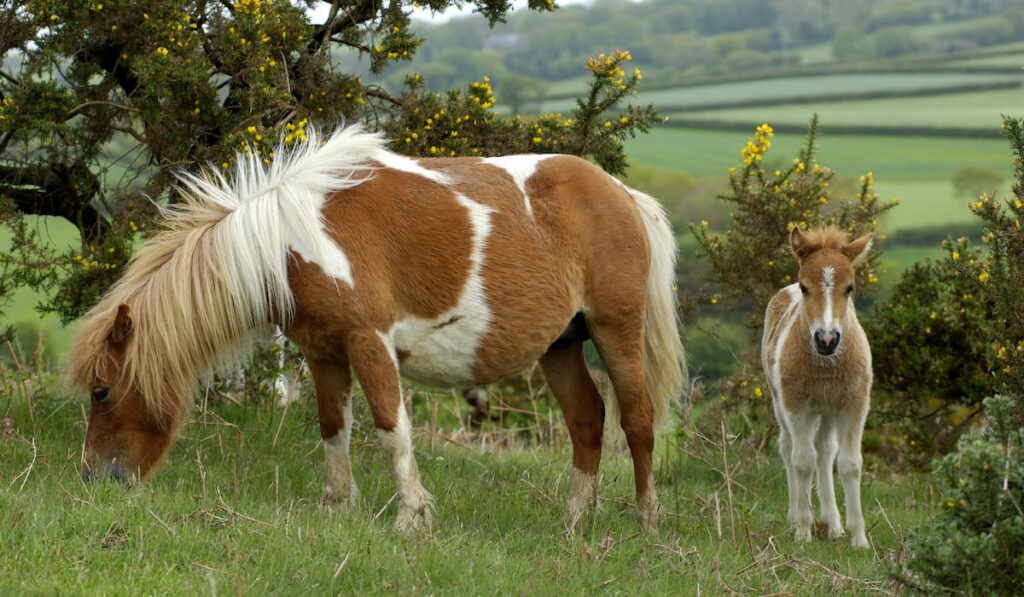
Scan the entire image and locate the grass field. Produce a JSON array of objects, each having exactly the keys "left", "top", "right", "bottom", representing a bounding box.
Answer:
[
  {"left": 685, "top": 86, "right": 1023, "bottom": 130},
  {"left": 0, "top": 379, "right": 933, "bottom": 595},
  {"left": 949, "top": 52, "right": 1024, "bottom": 67},
  {"left": 528, "top": 72, "right": 1021, "bottom": 114},
  {"left": 625, "top": 127, "right": 1008, "bottom": 230}
]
